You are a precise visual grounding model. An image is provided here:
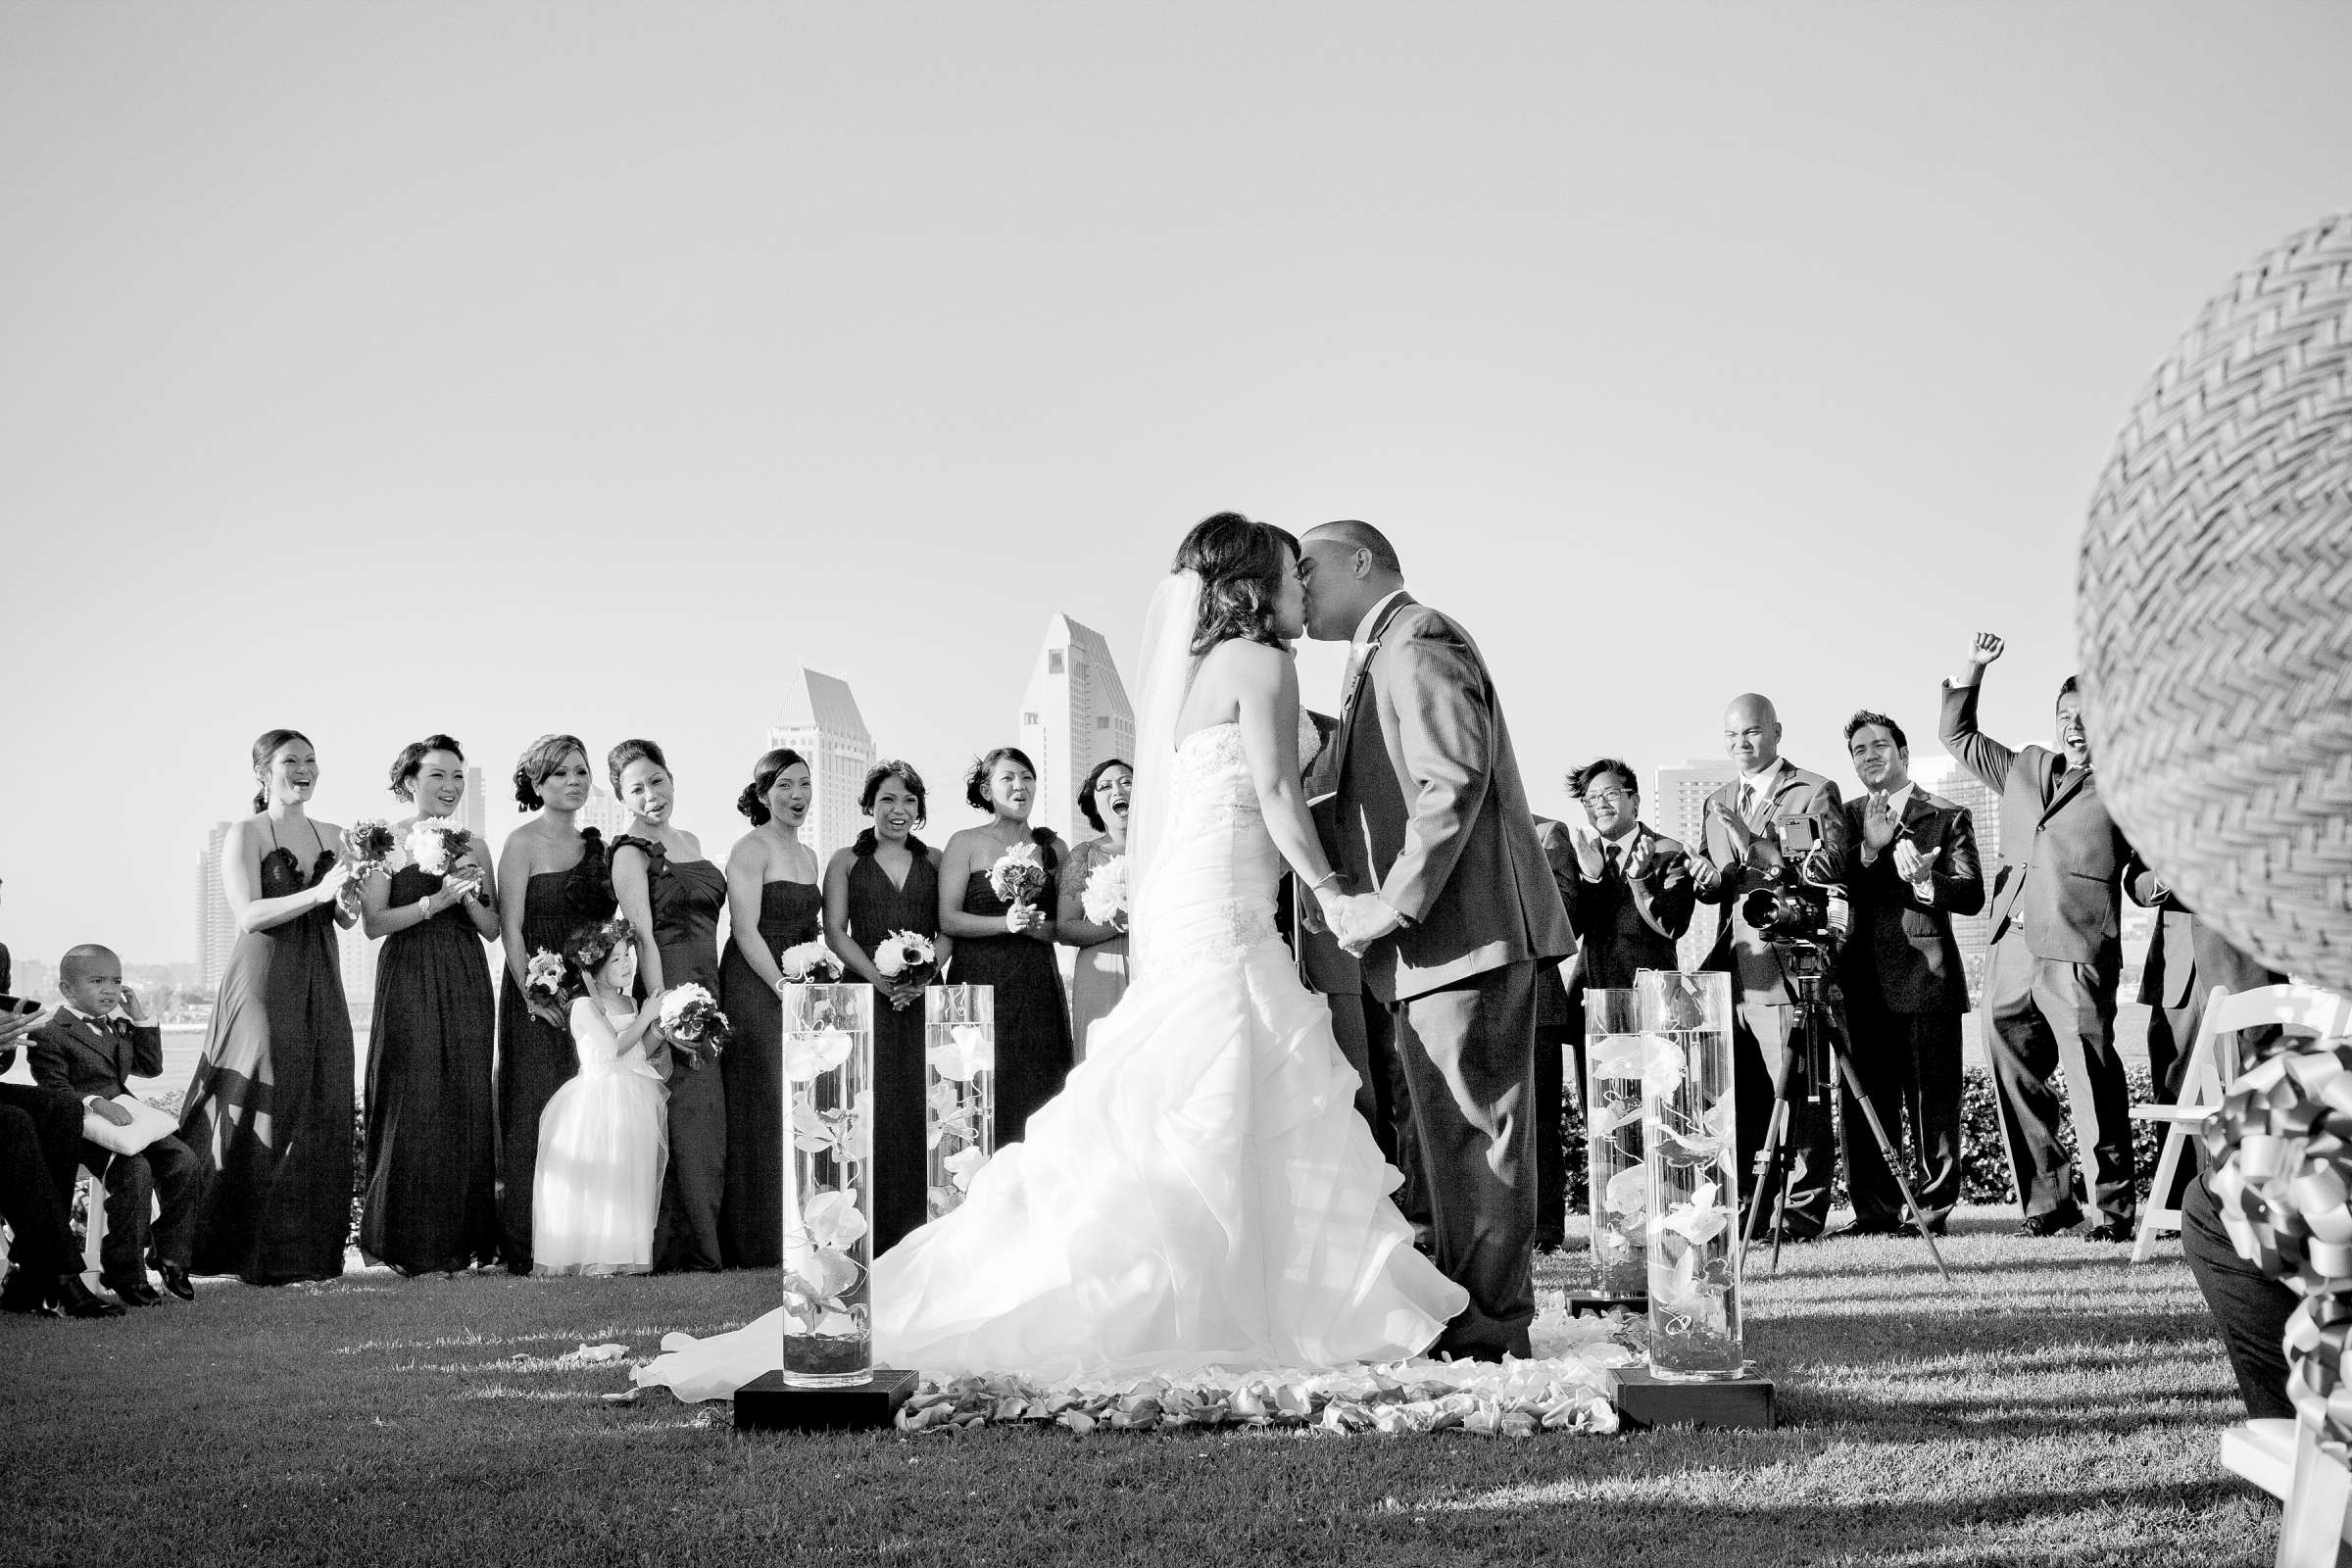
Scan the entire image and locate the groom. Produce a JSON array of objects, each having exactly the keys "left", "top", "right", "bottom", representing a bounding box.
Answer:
[{"left": 1299, "top": 520, "right": 1574, "bottom": 1360}]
